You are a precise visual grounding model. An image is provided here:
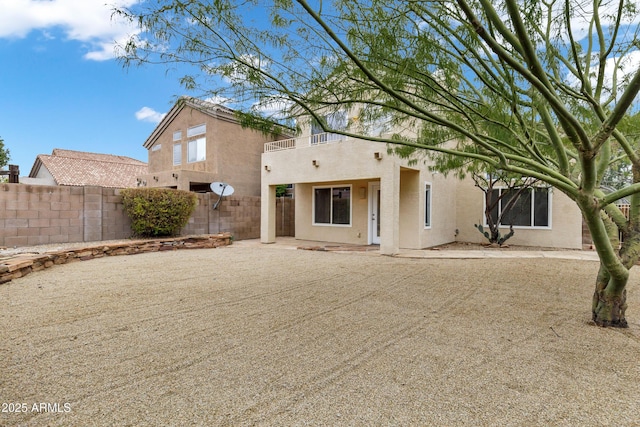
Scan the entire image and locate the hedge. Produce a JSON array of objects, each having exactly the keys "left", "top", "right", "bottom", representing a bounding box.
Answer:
[{"left": 121, "top": 188, "right": 197, "bottom": 237}]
